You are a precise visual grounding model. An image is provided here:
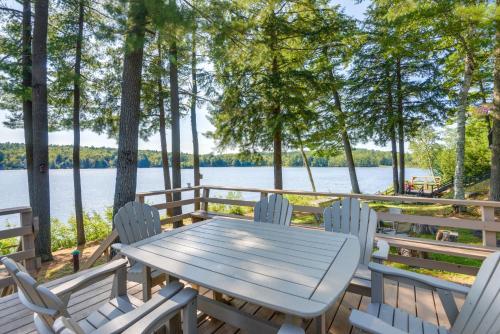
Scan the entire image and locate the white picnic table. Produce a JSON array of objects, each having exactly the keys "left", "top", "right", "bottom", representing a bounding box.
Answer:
[{"left": 119, "top": 217, "right": 360, "bottom": 334}]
